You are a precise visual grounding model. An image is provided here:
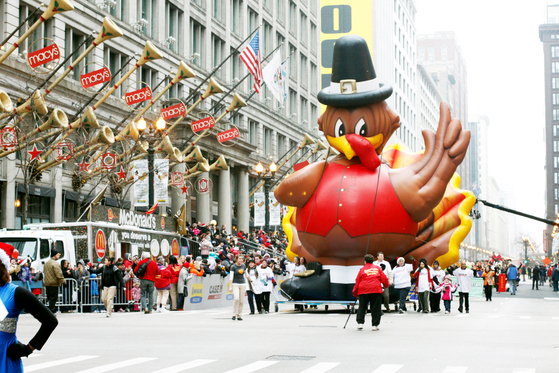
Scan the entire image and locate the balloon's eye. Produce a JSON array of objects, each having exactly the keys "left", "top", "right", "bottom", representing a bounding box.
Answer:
[
  {"left": 355, "top": 118, "right": 367, "bottom": 136},
  {"left": 334, "top": 119, "right": 345, "bottom": 138}
]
